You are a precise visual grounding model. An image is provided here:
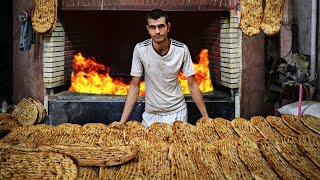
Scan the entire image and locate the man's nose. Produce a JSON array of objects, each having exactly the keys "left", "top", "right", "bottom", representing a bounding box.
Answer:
[{"left": 155, "top": 27, "right": 160, "bottom": 33}]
